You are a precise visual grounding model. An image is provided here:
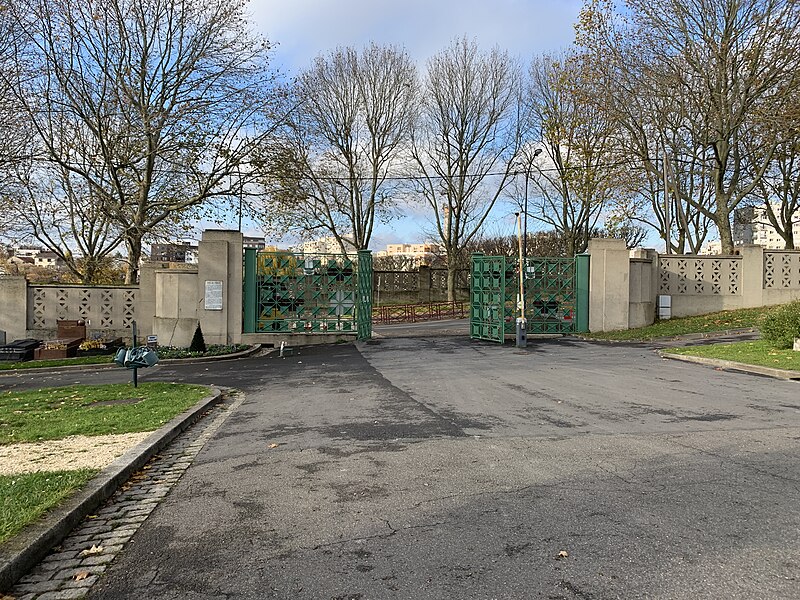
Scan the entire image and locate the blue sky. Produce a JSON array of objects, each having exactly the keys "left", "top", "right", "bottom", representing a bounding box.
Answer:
[{"left": 235, "top": 0, "right": 585, "bottom": 249}]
